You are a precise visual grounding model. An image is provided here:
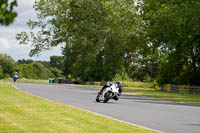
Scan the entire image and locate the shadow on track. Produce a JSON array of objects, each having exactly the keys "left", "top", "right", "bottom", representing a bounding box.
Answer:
[{"left": 185, "top": 123, "right": 200, "bottom": 127}]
